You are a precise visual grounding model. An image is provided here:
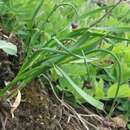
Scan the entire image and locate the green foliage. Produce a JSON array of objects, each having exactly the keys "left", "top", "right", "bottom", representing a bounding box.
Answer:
[
  {"left": 54, "top": 65, "right": 104, "bottom": 110},
  {"left": 0, "top": 40, "right": 17, "bottom": 55},
  {"left": 95, "top": 79, "right": 104, "bottom": 99},
  {"left": 1, "top": 0, "right": 130, "bottom": 117},
  {"left": 108, "top": 84, "right": 130, "bottom": 98}
]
